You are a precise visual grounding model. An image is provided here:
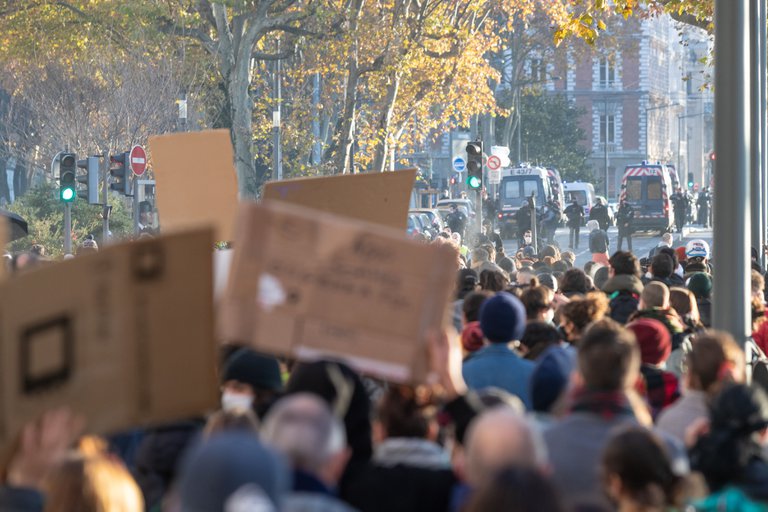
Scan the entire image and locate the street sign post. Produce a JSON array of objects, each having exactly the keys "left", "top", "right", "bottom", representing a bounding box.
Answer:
[
  {"left": 488, "top": 169, "right": 501, "bottom": 185},
  {"left": 452, "top": 156, "right": 466, "bottom": 173},
  {"left": 129, "top": 145, "right": 147, "bottom": 176}
]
